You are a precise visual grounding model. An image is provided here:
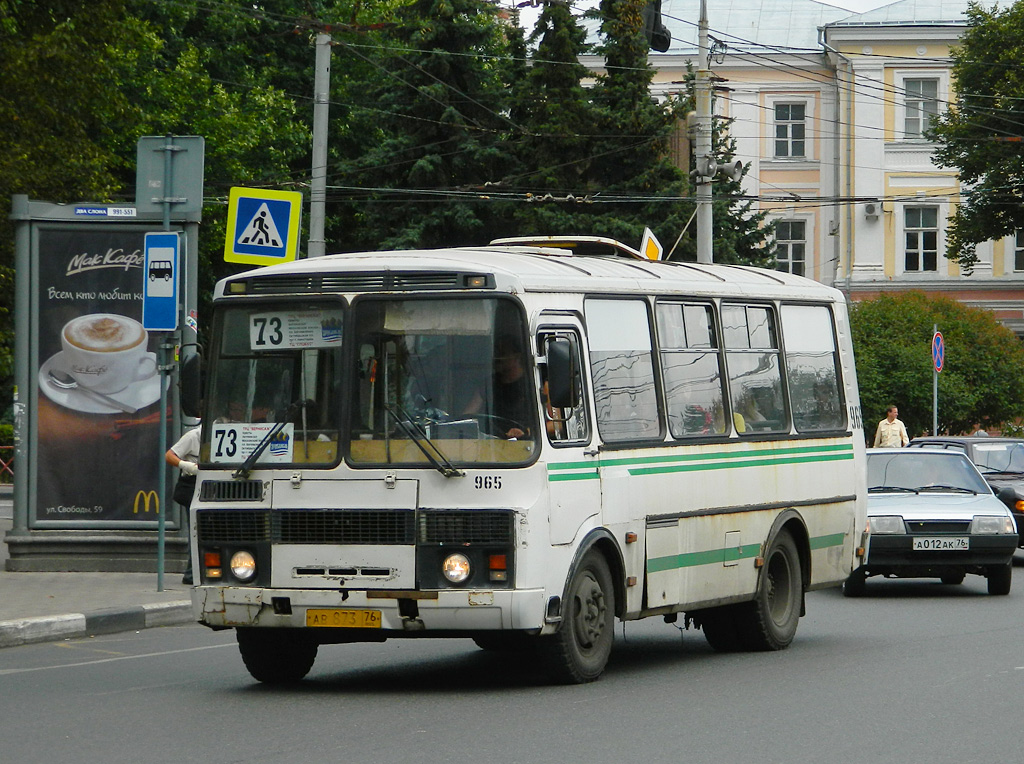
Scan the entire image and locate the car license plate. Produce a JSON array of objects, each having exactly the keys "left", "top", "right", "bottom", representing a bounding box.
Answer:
[
  {"left": 306, "top": 608, "right": 382, "bottom": 628},
  {"left": 912, "top": 537, "right": 970, "bottom": 551}
]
